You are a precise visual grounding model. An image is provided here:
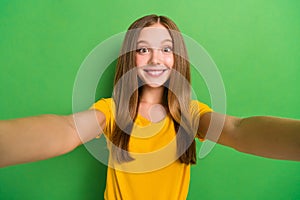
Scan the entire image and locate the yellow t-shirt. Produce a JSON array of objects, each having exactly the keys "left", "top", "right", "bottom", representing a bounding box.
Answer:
[{"left": 91, "top": 98, "right": 212, "bottom": 200}]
